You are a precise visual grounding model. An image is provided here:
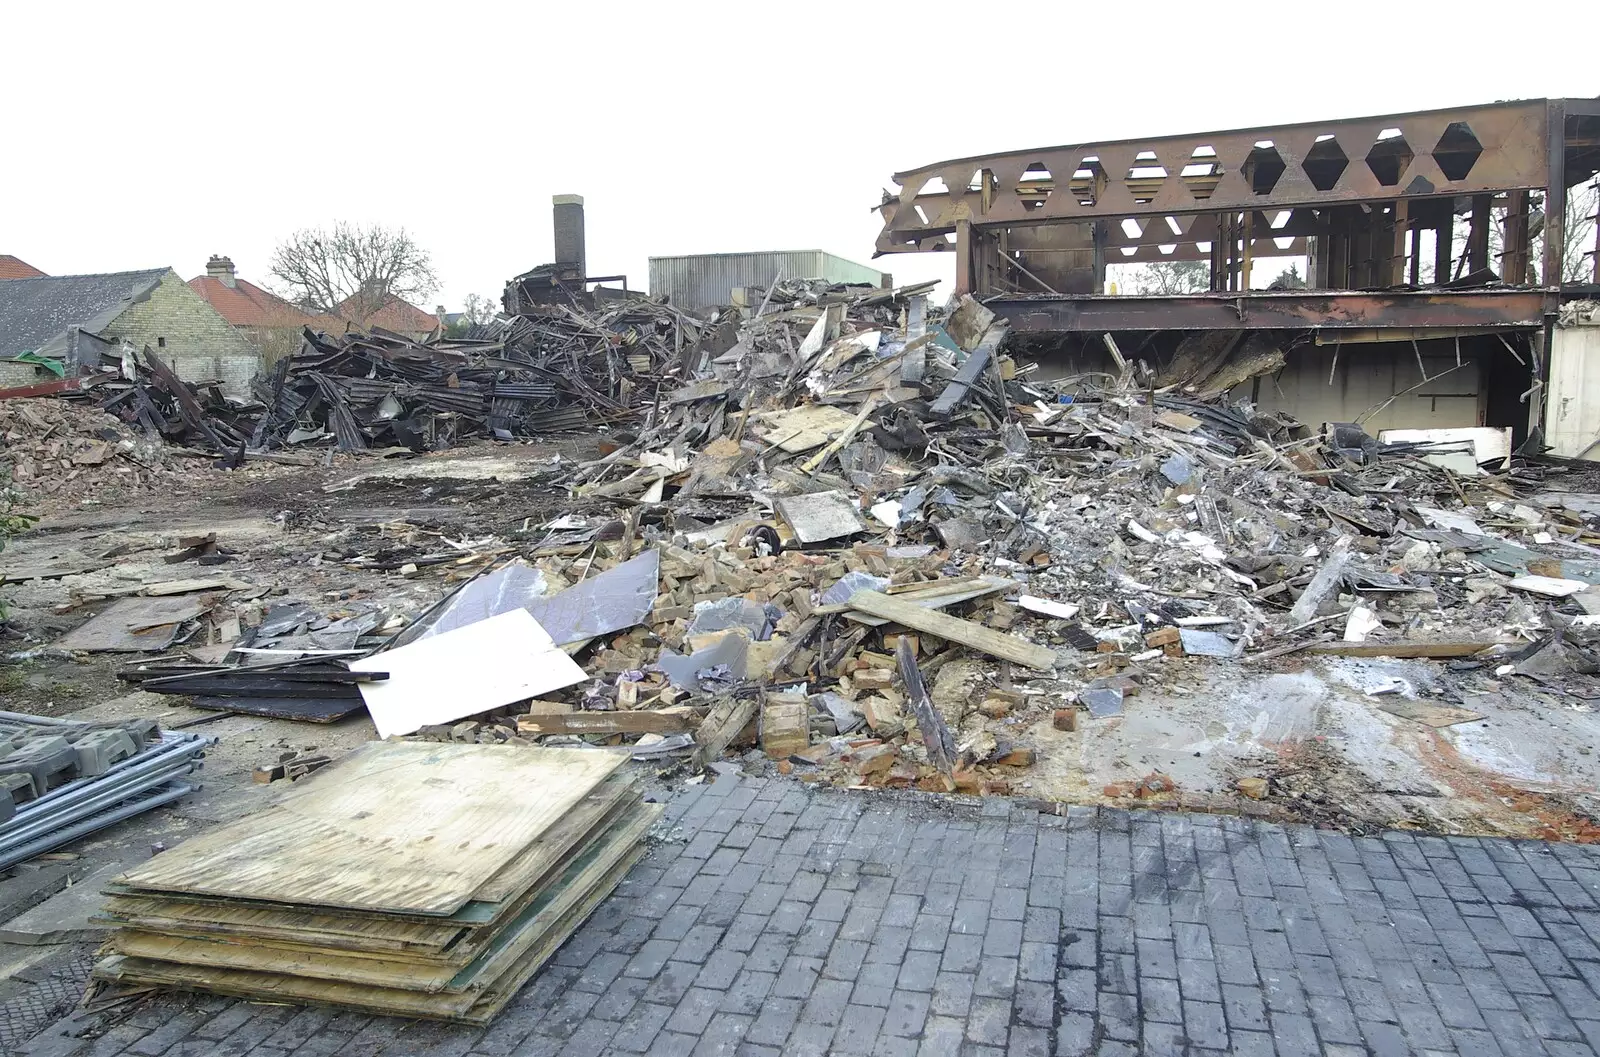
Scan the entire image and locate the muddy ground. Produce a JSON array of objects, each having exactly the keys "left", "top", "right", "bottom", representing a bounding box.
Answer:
[{"left": 3, "top": 438, "right": 1599, "bottom": 848}]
